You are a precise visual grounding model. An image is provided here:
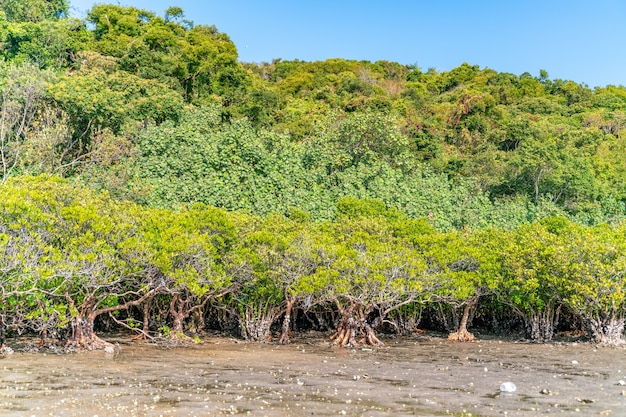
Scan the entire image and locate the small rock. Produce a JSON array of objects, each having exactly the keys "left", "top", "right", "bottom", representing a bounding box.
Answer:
[
  {"left": 1, "top": 346, "right": 14, "bottom": 355},
  {"left": 575, "top": 397, "right": 595, "bottom": 404},
  {"left": 571, "top": 360, "right": 579, "bottom": 365},
  {"left": 617, "top": 380, "right": 626, "bottom": 386},
  {"left": 540, "top": 388, "right": 557, "bottom": 395},
  {"left": 104, "top": 345, "right": 116, "bottom": 354},
  {"left": 500, "top": 382, "right": 517, "bottom": 393}
]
